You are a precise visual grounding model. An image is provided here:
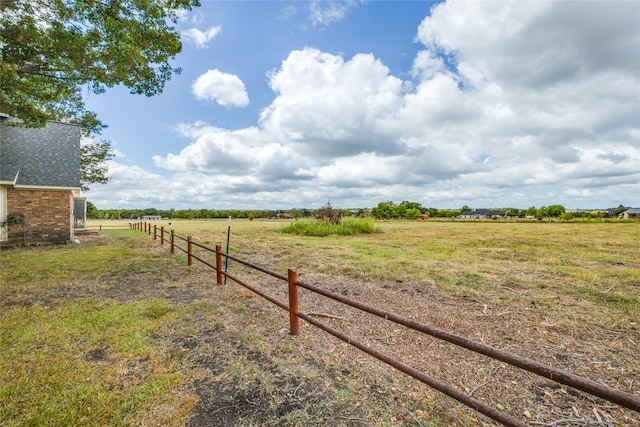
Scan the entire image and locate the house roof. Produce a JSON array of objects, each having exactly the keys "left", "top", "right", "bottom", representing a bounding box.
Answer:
[
  {"left": 462, "top": 209, "right": 503, "bottom": 216},
  {"left": 0, "top": 119, "right": 81, "bottom": 188}
]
